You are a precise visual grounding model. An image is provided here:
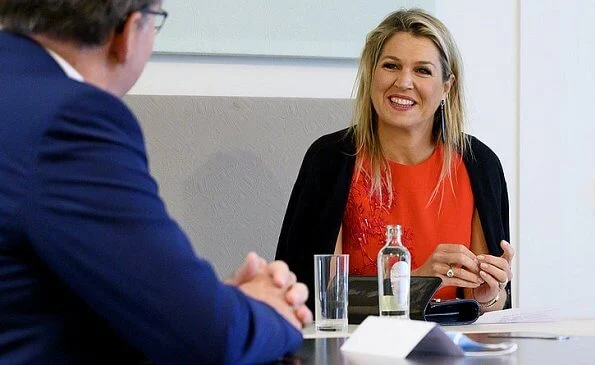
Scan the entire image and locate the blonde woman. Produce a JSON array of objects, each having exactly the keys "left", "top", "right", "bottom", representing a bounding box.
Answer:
[{"left": 276, "top": 9, "right": 513, "bottom": 314}]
